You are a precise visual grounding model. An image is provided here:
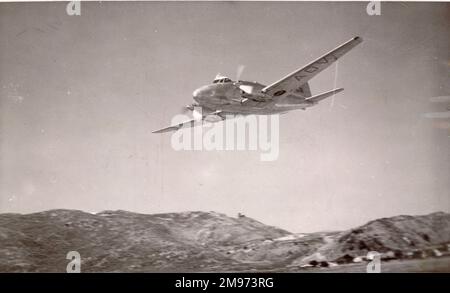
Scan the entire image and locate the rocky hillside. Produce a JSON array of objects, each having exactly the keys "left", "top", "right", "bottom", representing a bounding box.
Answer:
[
  {"left": 288, "top": 212, "right": 450, "bottom": 267},
  {"left": 328, "top": 212, "right": 450, "bottom": 259},
  {"left": 0, "top": 210, "right": 448, "bottom": 272},
  {"left": 0, "top": 210, "right": 288, "bottom": 272}
]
